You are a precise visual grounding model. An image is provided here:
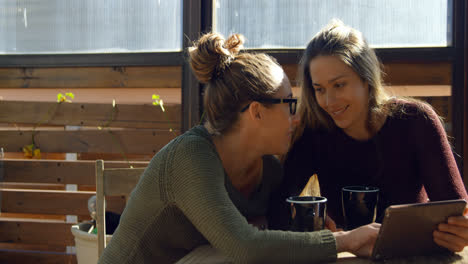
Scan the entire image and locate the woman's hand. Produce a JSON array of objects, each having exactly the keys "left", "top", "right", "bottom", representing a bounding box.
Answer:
[
  {"left": 325, "top": 216, "right": 337, "bottom": 231},
  {"left": 325, "top": 216, "right": 343, "bottom": 232},
  {"left": 334, "top": 223, "right": 380, "bottom": 258},
  {"left": 433, "top": 212, "right": 468, "bottom": 252}
]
